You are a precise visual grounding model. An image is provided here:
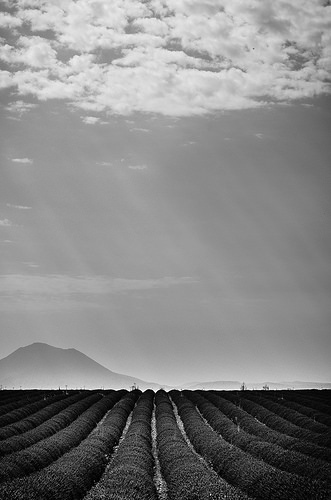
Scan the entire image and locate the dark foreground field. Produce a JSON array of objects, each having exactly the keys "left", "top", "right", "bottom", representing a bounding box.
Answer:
[{"left": 0, "top": 388, "right": 330, "bottom": 499}]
